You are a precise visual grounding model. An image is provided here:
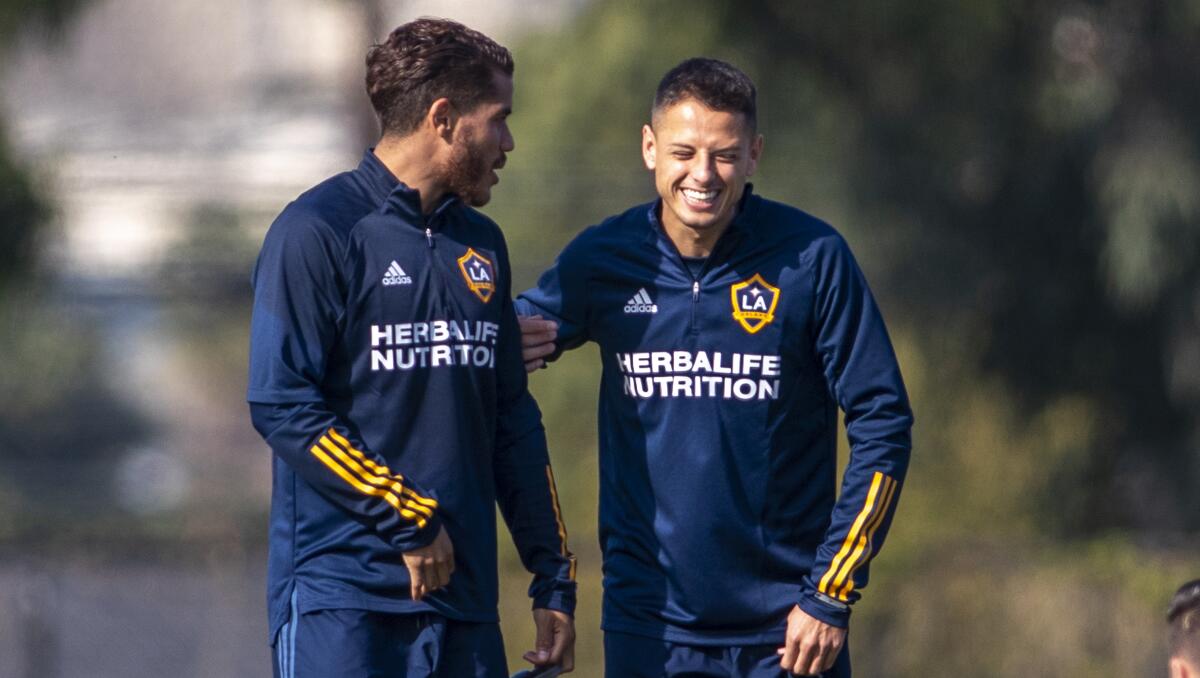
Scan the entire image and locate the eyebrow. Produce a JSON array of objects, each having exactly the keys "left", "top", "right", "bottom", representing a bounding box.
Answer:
[{"left": 666, "top": 143, "right": 741, "bottom": 153}]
